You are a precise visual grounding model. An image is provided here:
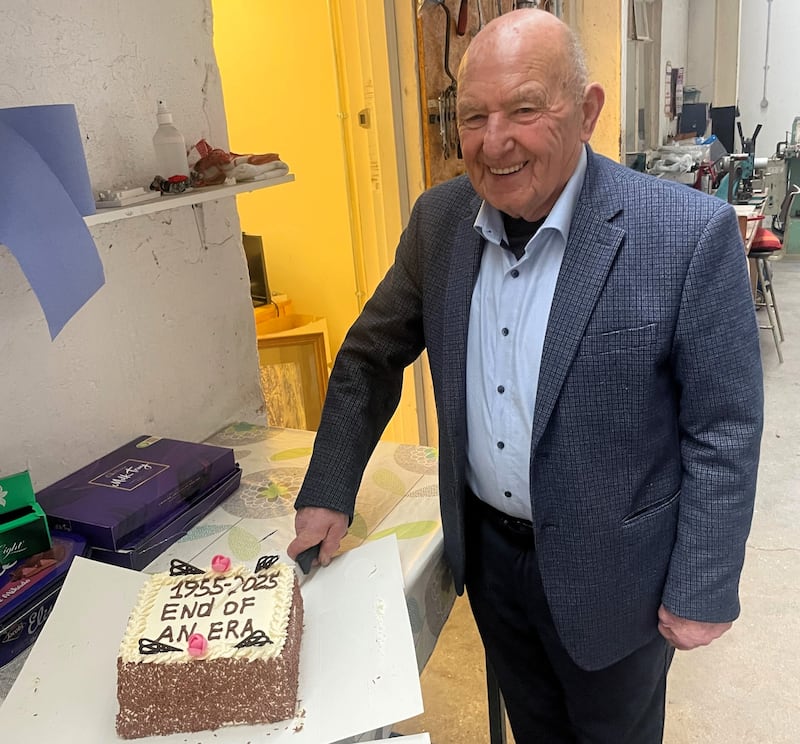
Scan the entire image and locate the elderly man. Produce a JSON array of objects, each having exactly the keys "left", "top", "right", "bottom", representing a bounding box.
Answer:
[{"left": 289, "top": 9, "right": 763, "bottom": 742}]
